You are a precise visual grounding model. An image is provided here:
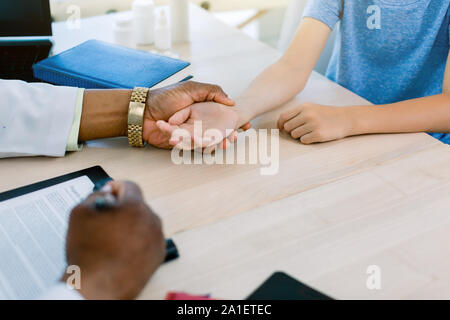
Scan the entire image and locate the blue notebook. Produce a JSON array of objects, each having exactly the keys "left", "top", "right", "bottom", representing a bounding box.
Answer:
[{"left": 33, "top": 40, "right": 191, "bottom": 89}]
